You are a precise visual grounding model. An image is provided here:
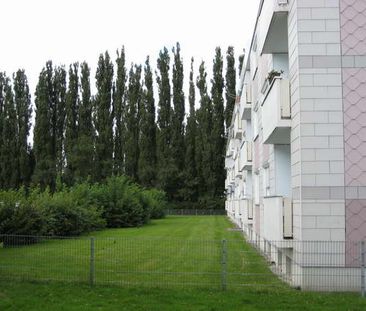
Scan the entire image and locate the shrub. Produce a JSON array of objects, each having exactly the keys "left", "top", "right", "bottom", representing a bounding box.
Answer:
[
  {"left": 0, "top": 189, "right": 47, "bottom": 246},
  {"left": 0, "top": 175, "right": 169, "bottom": 239},
  {"left": 34, "top": 188, "right": 105, "bottom": 236},
  {"left": 142, "top": 189, "right": 168, "bottom": 219},
  {"left": 92, "top": 176, "right": 147, "bottom": 228},
  {"left": 0, "top": 189, "right": 47, "bottom": 236}
]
